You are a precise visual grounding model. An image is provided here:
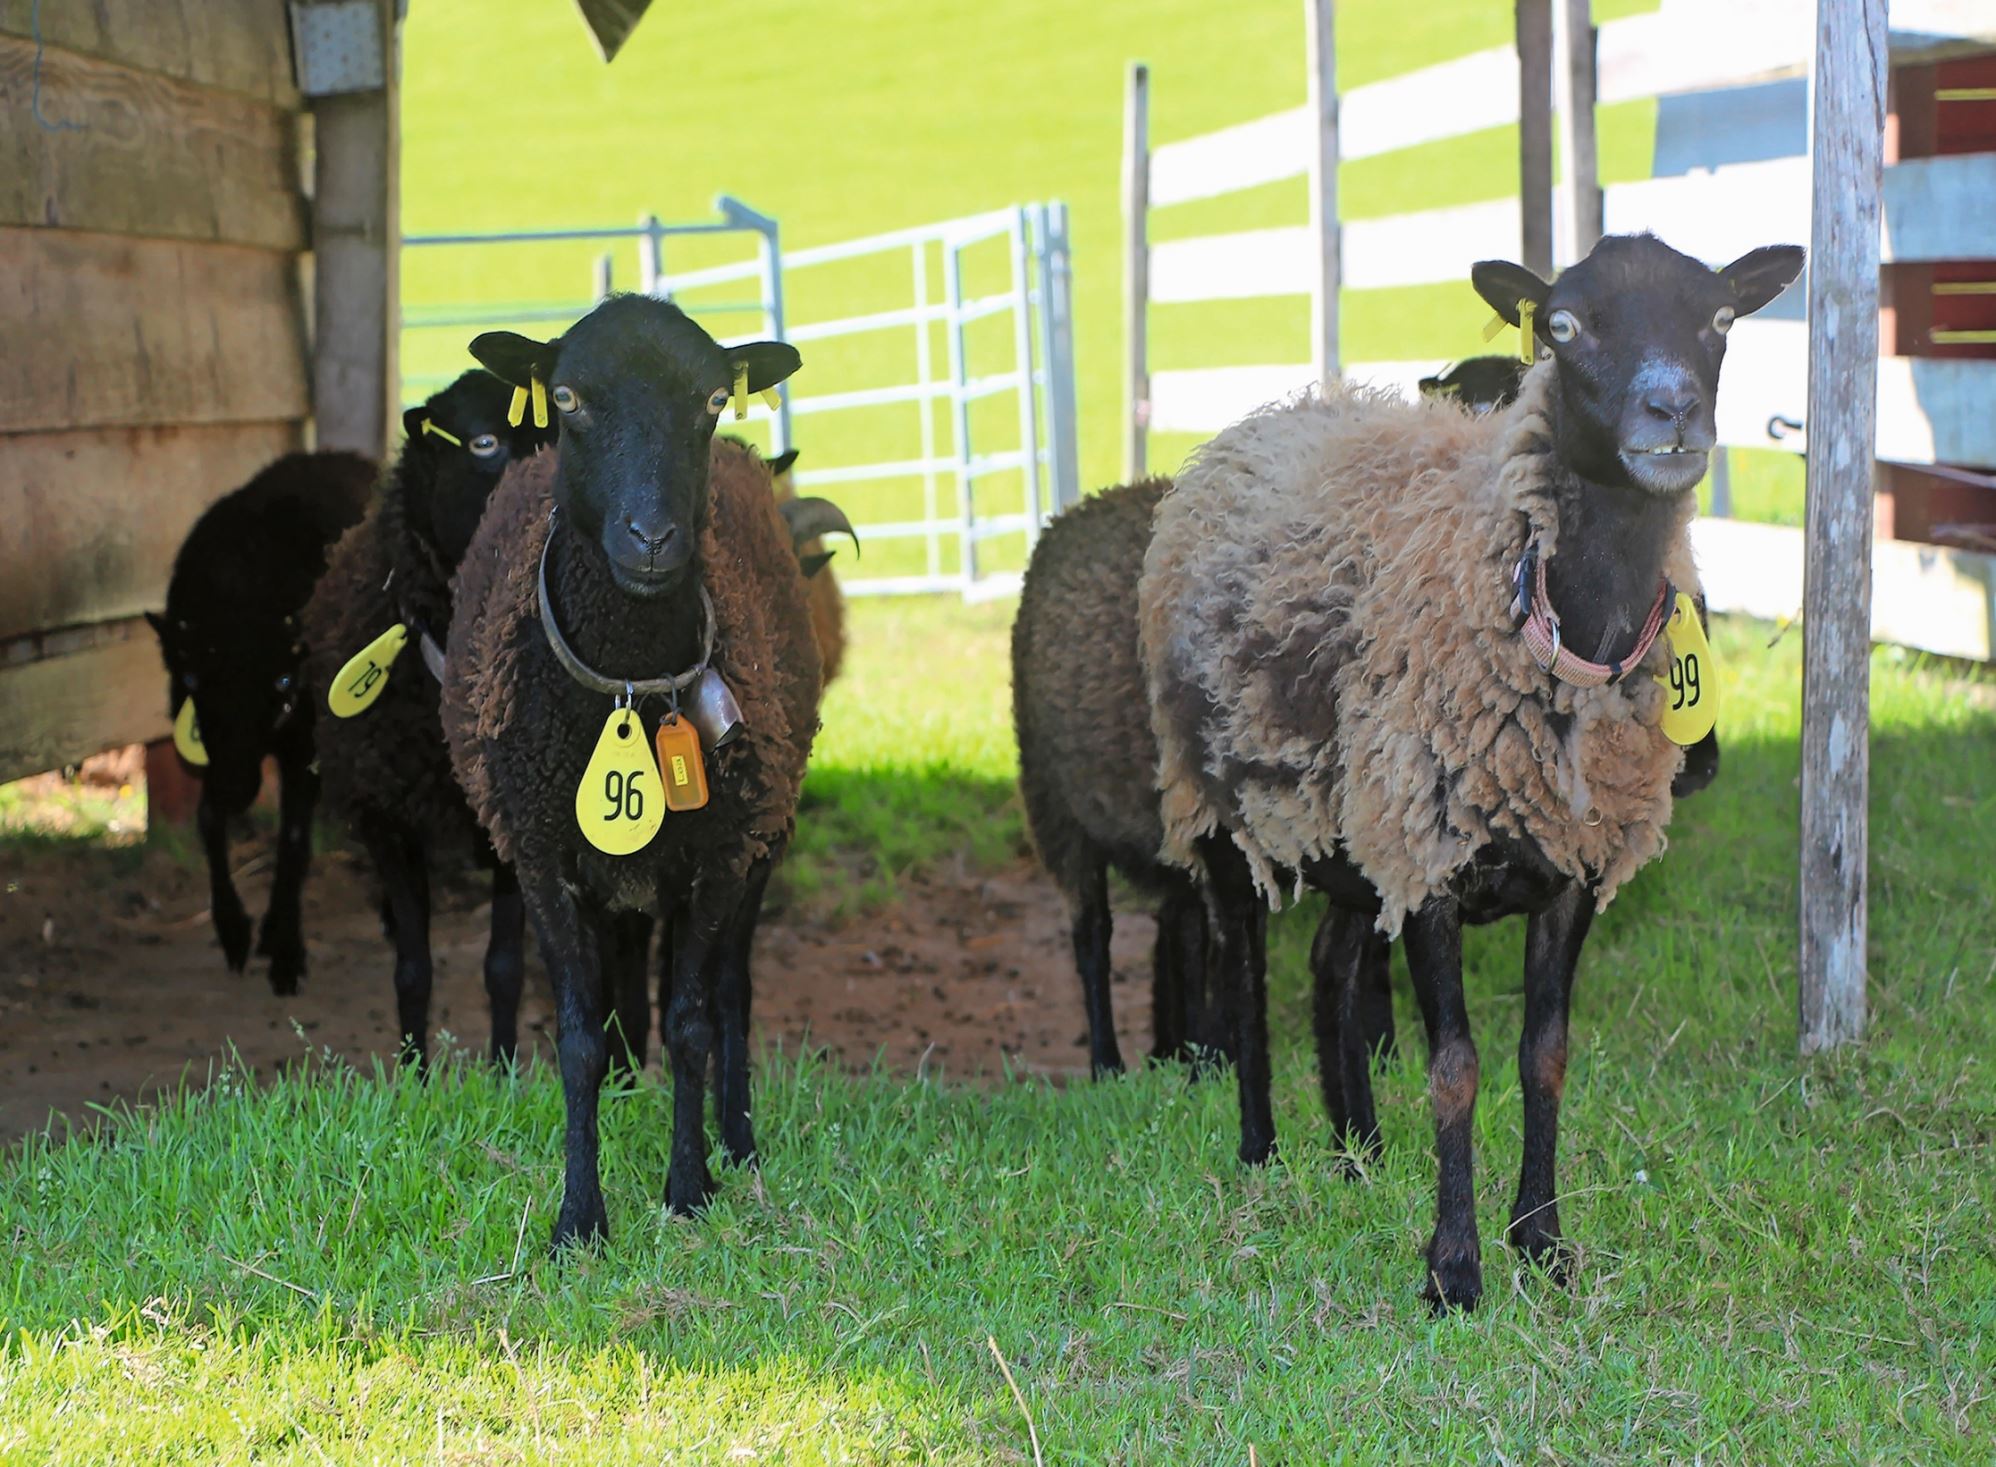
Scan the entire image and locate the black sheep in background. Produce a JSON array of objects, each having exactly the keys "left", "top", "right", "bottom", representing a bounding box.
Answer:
[
  {"left": 303, "top": 371, "right": 556, "bottom": 1065},
  {"left": 147, "top": 451, "right": 376, "bottom": 993}
]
